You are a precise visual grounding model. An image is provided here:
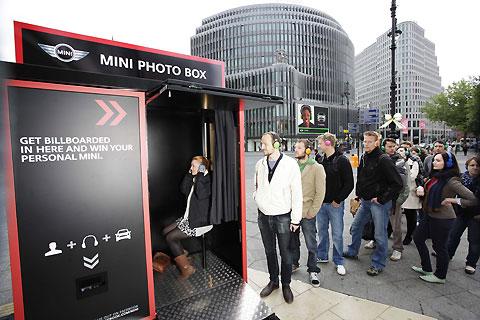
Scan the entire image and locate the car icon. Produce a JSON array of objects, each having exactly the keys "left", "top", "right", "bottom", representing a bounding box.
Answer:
[{"left": 115, "top": 228, "right": 131, "bottom": 242}]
